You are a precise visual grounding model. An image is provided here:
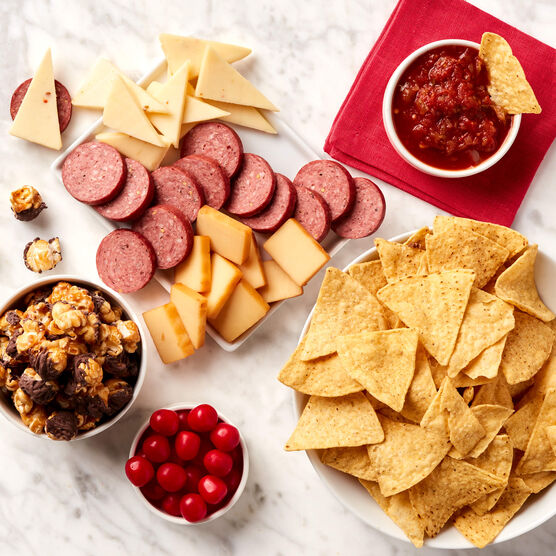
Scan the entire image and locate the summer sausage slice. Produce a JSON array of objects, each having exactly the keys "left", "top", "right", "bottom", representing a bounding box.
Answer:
[
  {"left": 132, "top": 204, "right": 193, "bottom": 269},
  {"left": 62, "top": 141, "right": 126, "bottom": 205},
  {"left": 332, "top": 177, "right": 386, "bottom": 239},
  {"left": 151, "top": 166, "right": 204, "bottom": 222},
  {"left": 95, "top": 158, "right": 154, "bottom": 222},
  {"left": 96, "top": 229, "right": 156, "bottom": 293},
  {"left": 174, "top": 154, "right": 230, "bottom": 210},
  {"left": 240, "top": 173, "right": 297, "bottom": 233},
  {"left": 293, "top": 185, "right": 331, "bottom": 242},
  {"left": 11, "top": 78, "right": 73, "bottom": 132},
  {"left": 226, "top": 153, "right": 276, "bottom": 217},
  {"left": 180, "top": 122, "right": 243, "bottom": 178},
  {"left": 293, "top": 160, "right": 355, "bottom": 222}
]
